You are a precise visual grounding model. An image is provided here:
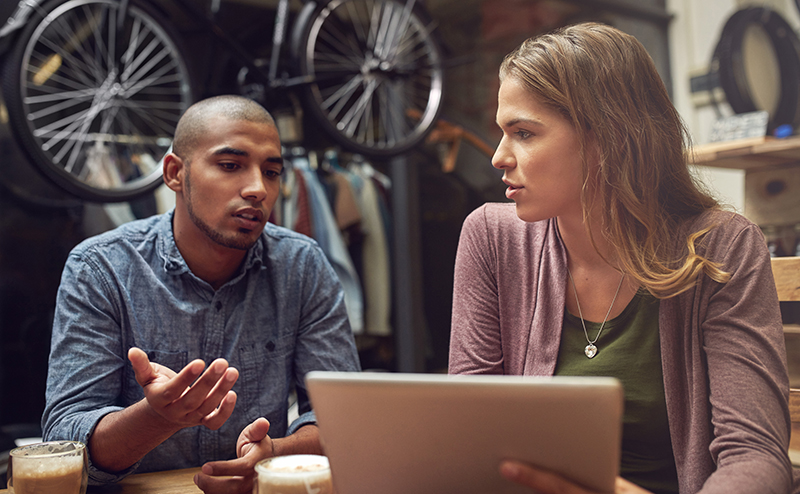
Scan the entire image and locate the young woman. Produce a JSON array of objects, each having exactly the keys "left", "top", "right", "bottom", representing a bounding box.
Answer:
[{"left": 448, "top": 23, "right": 795, "bottom": 494}]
